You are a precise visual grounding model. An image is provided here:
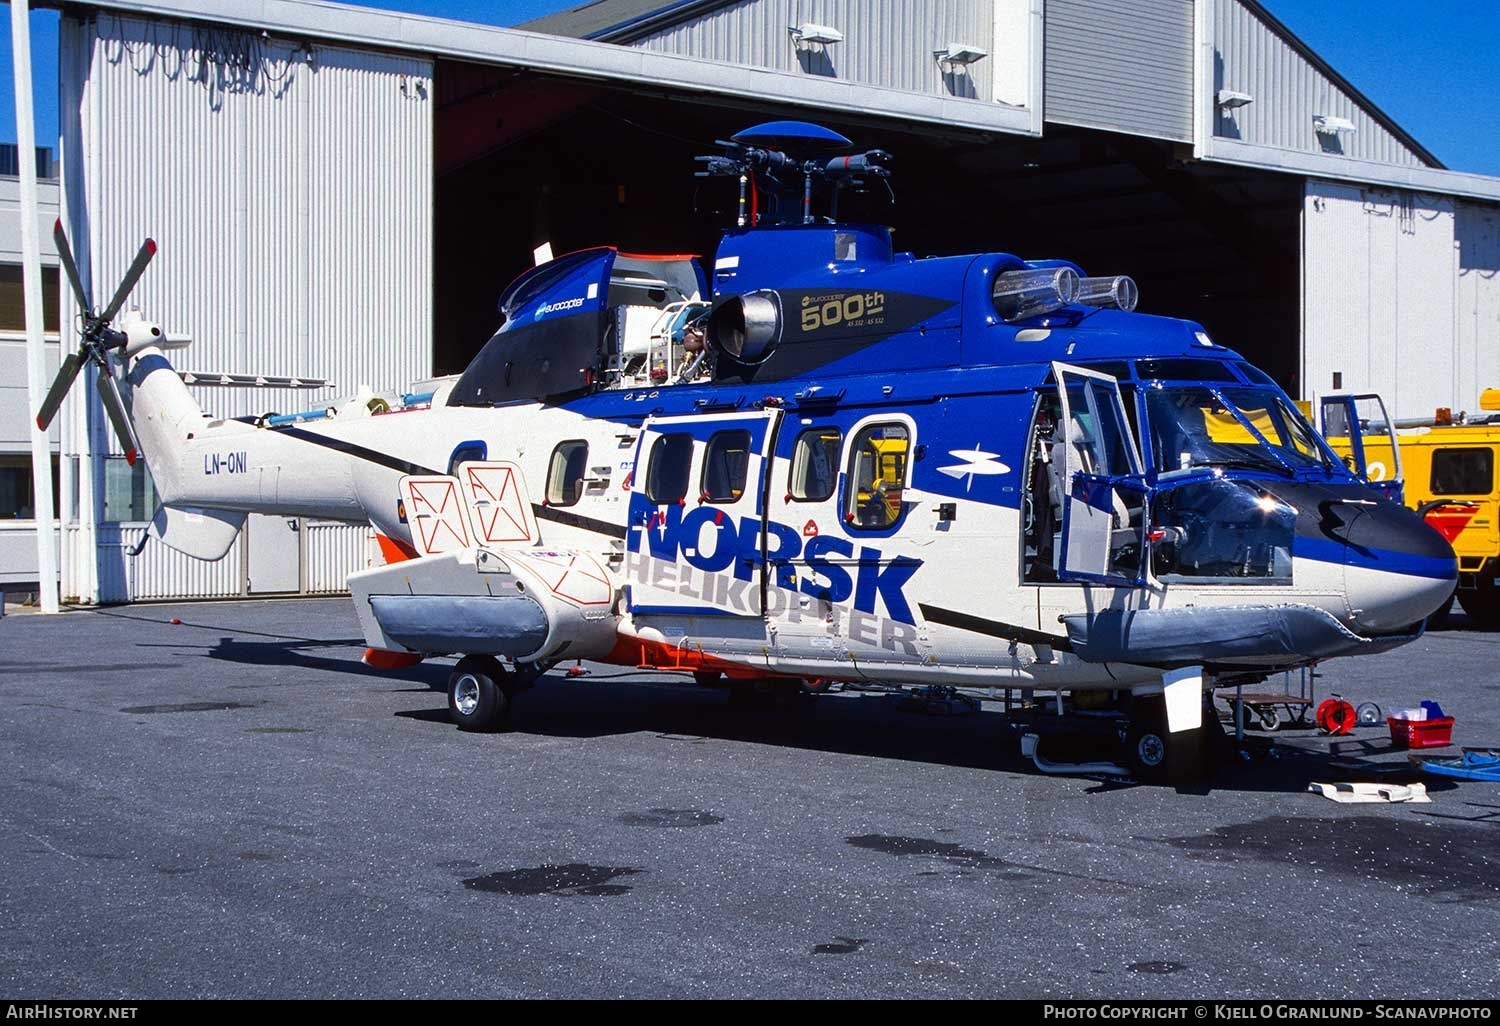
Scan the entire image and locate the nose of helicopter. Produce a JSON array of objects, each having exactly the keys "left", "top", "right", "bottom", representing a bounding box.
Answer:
[{"left": 1332, "top": 499, "right": 1457, "bottom": 633}]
